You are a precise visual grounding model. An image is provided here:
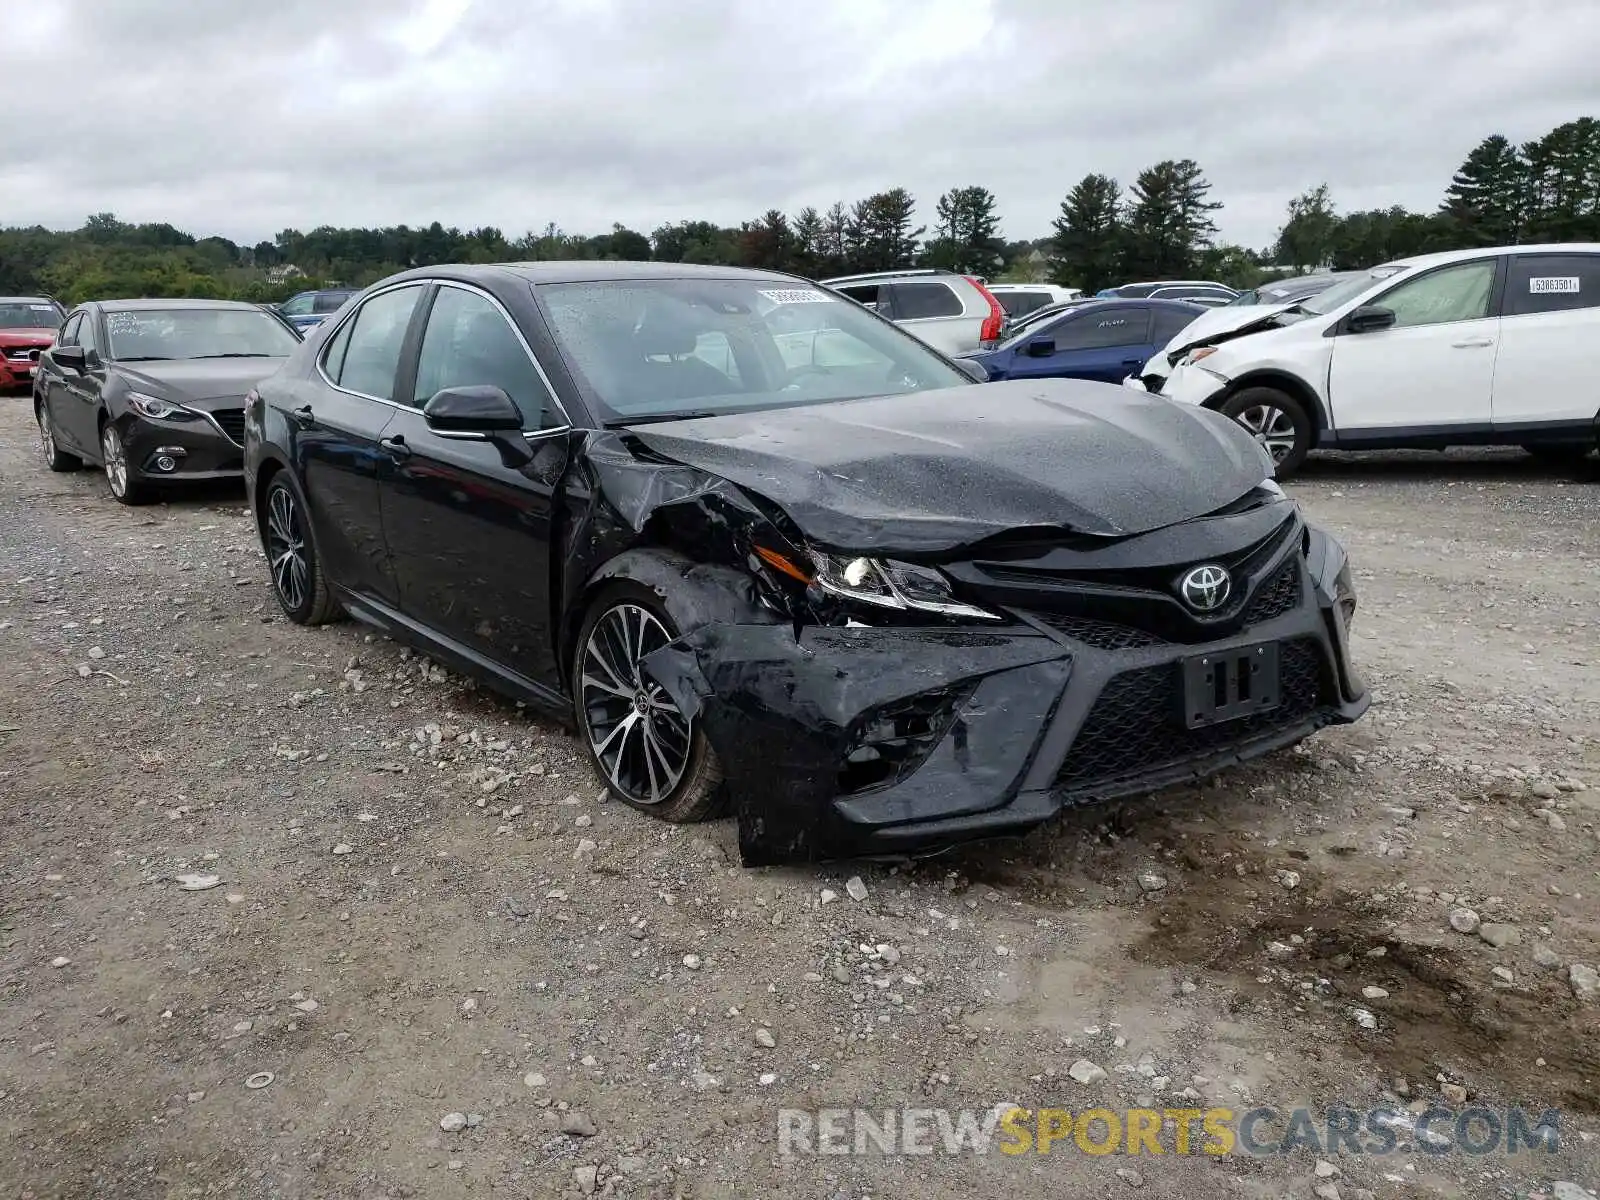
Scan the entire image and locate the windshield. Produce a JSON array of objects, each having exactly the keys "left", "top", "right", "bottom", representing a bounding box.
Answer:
[
  {"left": 1297, "top": 265, "right": 1407, "bottom": 316},
  {"left": 105, "top": 308, "right": 301, "bottom": 361},
  {"left": 537, "top": 278, "right": 970, "bottom": 423},
  {"left": 0, "top": 300, "right": 62, "bottom": 329},
  {"left": 1226, "top": 289, "right": 1261, "bottom": 307}
]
